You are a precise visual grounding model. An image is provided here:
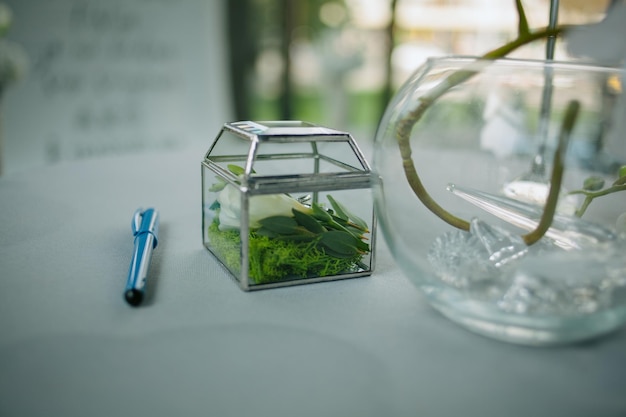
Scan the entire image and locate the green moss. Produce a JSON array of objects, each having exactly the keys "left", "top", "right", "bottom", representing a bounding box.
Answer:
[
  {"left": 207, "top": 222, "right": 242, "bottom": 275},
  {"left": 207, "top": 221, "right": 364, "bottom": 285}
]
